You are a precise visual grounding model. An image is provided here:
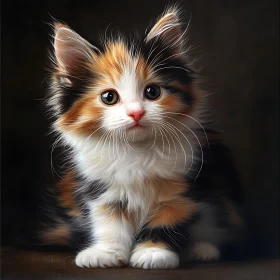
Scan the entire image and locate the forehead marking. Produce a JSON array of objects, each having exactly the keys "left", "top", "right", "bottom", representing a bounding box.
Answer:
[{"left": 91, "top": 42, "right": 150, "bottom": 91}]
